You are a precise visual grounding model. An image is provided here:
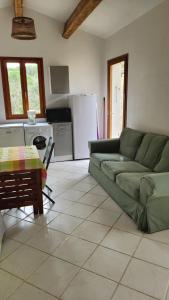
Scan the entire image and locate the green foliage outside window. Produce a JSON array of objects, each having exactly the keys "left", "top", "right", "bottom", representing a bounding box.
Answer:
[{"left": 7, "top": 62, "right": 40, "bottom": 115}]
